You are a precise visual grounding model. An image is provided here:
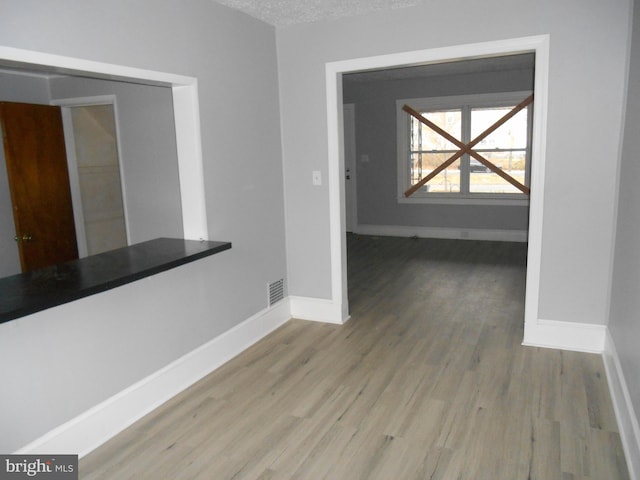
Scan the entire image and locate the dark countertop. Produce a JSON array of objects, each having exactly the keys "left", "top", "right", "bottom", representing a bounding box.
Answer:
[{"left": 0, "top": 237, "right": 231, "bottom": 324}]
